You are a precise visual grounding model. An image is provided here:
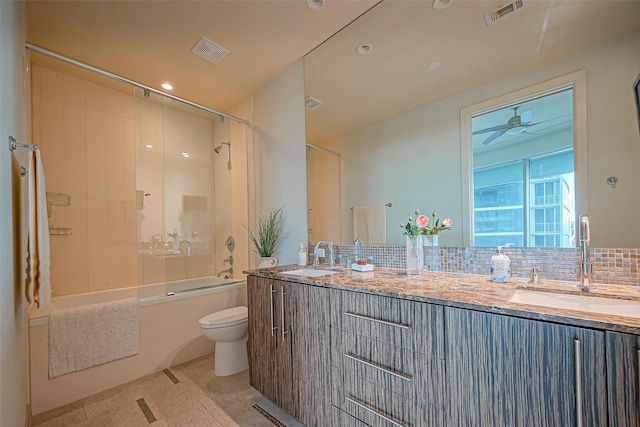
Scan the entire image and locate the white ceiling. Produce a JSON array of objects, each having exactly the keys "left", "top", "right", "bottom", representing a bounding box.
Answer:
[{"left": 25, "top": 0, "right": 378, "bottom": 115}]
